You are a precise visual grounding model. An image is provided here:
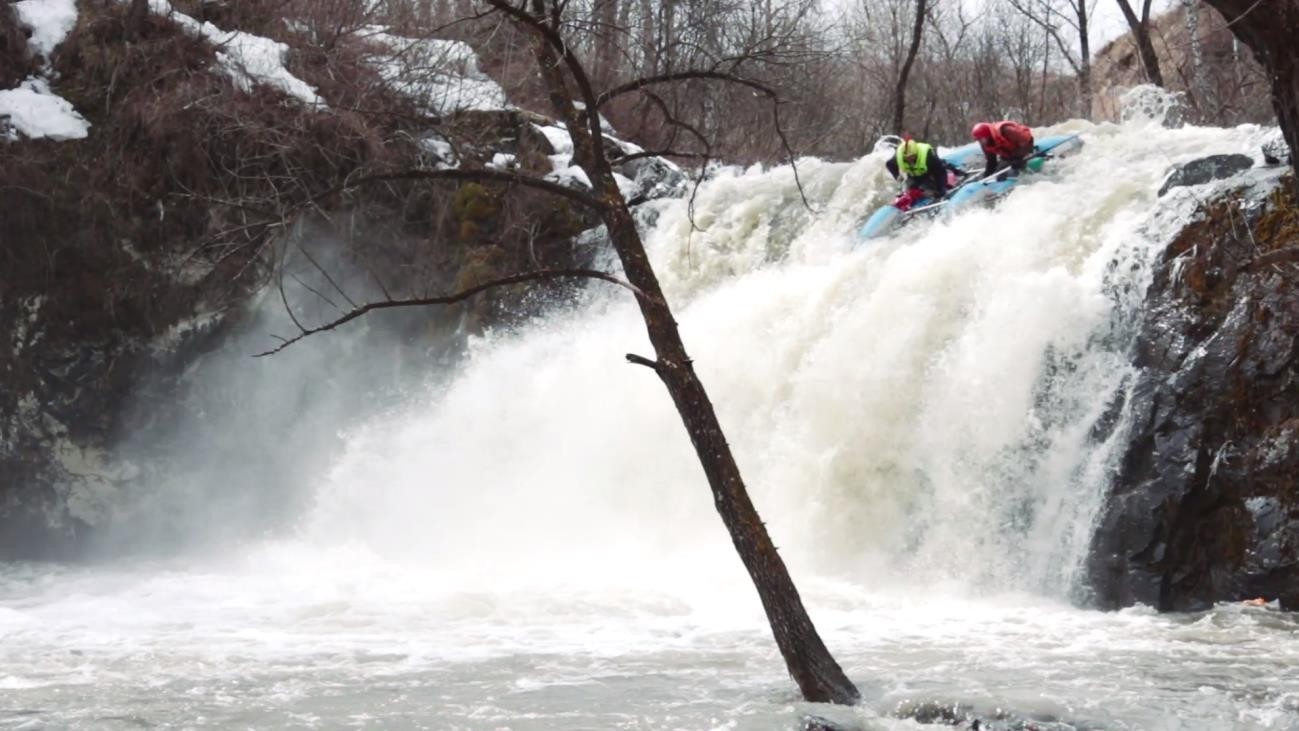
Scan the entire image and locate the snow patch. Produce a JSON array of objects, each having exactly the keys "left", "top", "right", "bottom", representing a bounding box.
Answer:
[
  {"left": 417, "top": 133, "right": 456, "bottom": 168},
  {"left": 3, "top": 2, "right": 85, "bottom": 142},
  {"left": 533, "top": 123, "right": 574, "bottom": 156},
  {"left": 361, "top": 29, "right": 506, "bottom": 114},
  {"left": 612, "top": 172, "right": 636, "bottom": 198},
  {"left": 143, "top": 0, "right": 323, "bottom": 106},
  {"left": 0, "top": 78, "right": 90, "bottom": 141},
  {"left": 13, "top": 0, "right": 78, "bottom": 60},
  {"left": 528, "top": 123, "right": 593, "bottom": 189},
  {"left": 487, "top": 152, "right": 516, "bottom": 170},
  {"left": 545, "top": 165, "right": 591, "bottom": 190}
]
